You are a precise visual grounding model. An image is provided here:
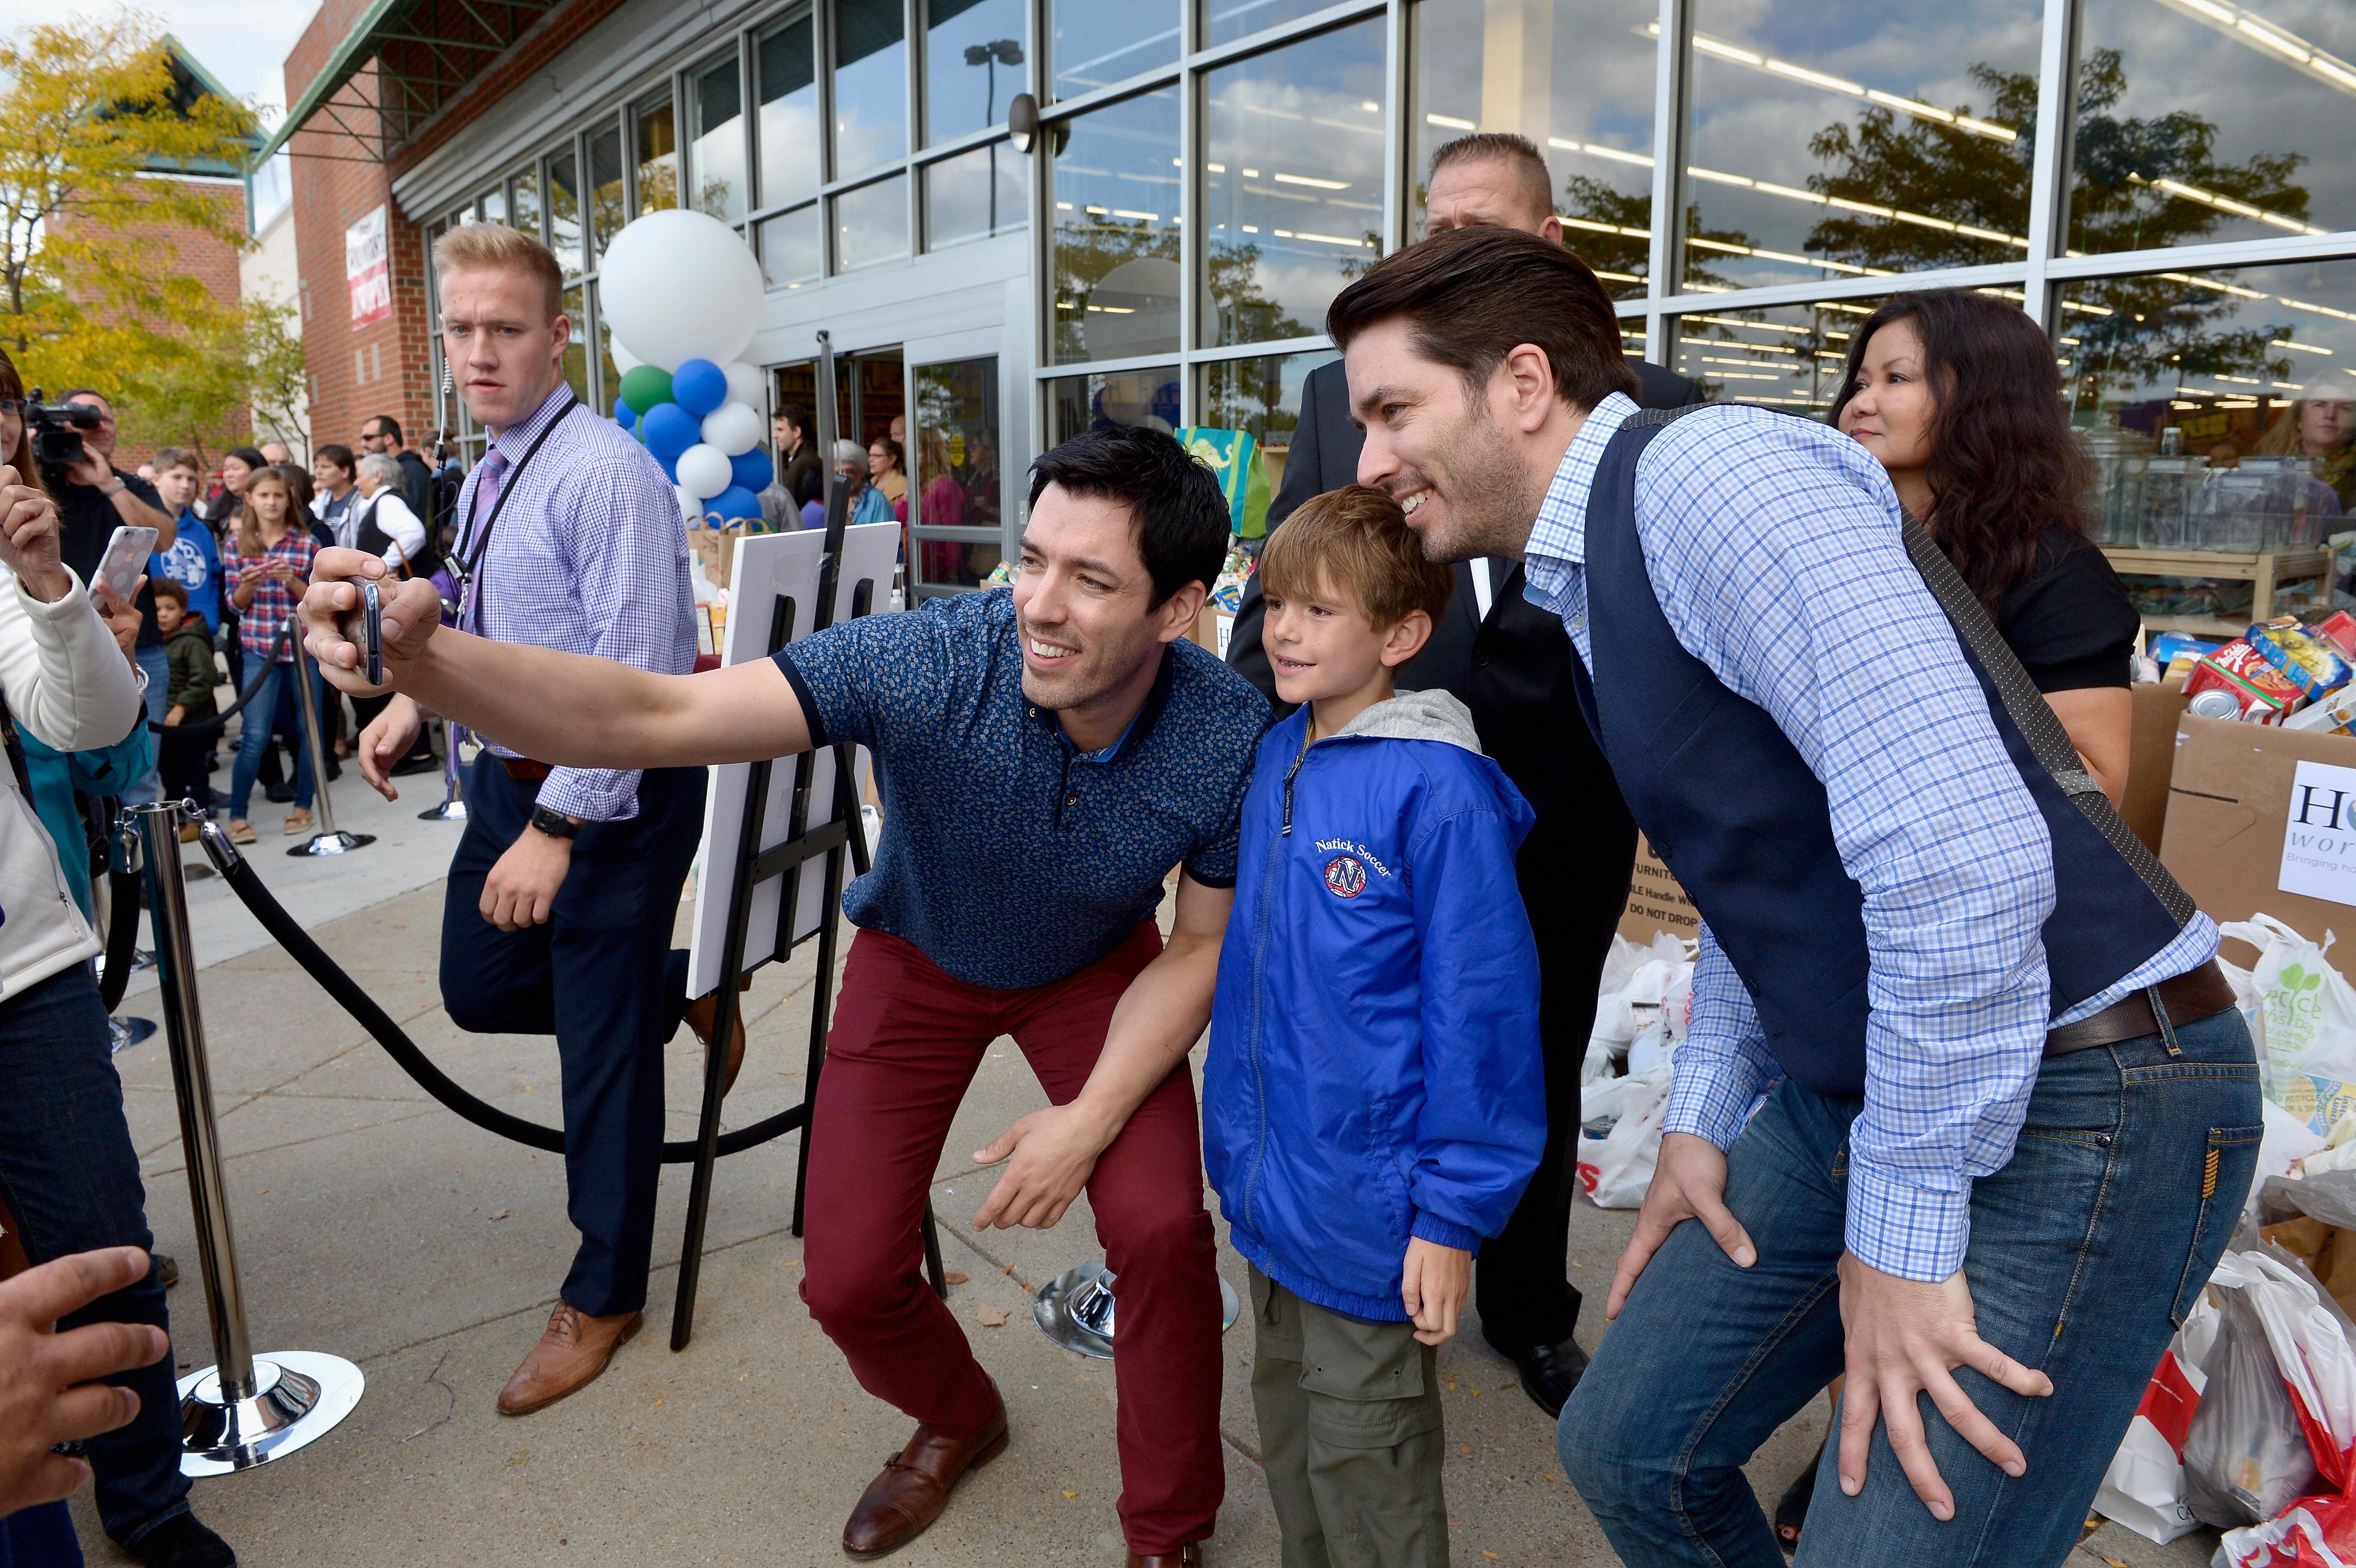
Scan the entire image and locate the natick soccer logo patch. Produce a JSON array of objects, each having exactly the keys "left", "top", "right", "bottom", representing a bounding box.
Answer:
[{"left": 1322, "top": 854, "right": 1367, "bottom": 899}]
